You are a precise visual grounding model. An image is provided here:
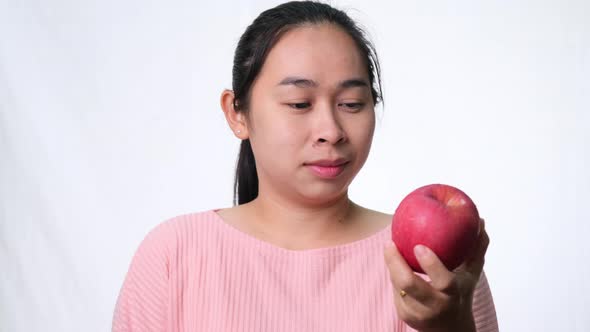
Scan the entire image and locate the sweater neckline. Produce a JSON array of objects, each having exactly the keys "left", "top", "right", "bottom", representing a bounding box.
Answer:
[{"left": 208, "top": 209, "right": 392, "bottom": 258}]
